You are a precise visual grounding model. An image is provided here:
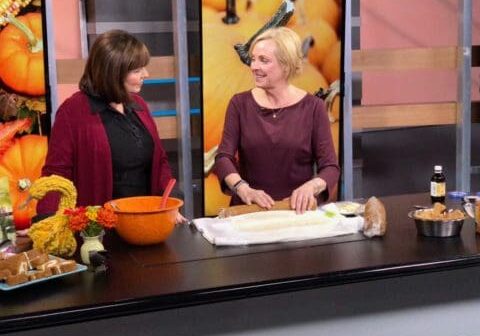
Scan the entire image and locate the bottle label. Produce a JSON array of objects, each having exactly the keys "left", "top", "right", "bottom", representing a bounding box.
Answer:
[{"left": 430, "top": 182, "right": 446, "bottom": 197}]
